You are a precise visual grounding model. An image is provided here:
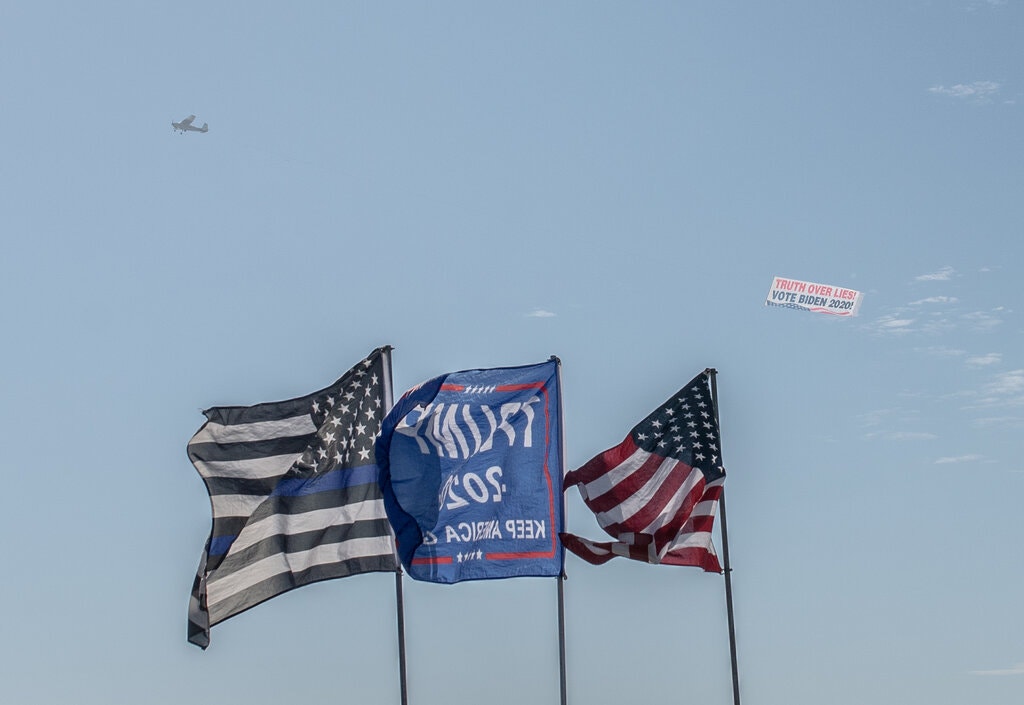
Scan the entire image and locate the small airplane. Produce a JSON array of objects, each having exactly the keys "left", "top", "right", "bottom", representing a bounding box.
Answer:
[{"left": 172, "top": 115, "right": 208, "bottom": 134}]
